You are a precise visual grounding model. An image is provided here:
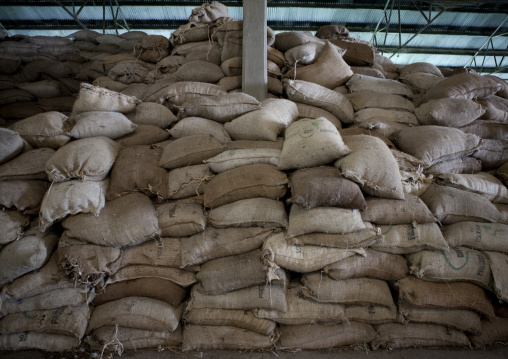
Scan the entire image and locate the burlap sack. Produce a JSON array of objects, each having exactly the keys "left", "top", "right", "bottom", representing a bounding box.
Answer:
[
  {"left": 224, "top": 98, "right": 298, "bottom": 141},
  {"left": 109, "top": 265, "right": 195, "bottom": 288},
  {"left": 156, "top": 202, "right": 205, "bottom": 237},
  {"left": 87, "top": 297, "right": 183, "bottom": 333},
  {"left": 184, "top": 308, "right": 276, "bottom": 336},
  {"left": 119, "top": 237, "right": 182, "bottom": 268},
  {"left": 324, "top": 248, "right": 408, "bottom": 281},
  {"left": 180, "top": 93, "right": 260, "bottom": 123},
  {"left": 371, "top": 323, "right": 470, "bottom": 350},
  {"left": 39, "top": 179, "right": 108, "bottom": 231},
  {"left": 9, "top": 111, "right": 71, "bottom": 149},
  {"left": 62, "top": 193, "right": 160, "bottom": 248},
  {"left": 484, "top": 251, "right": 508, "bottom": 302},
  {"left": 168, "top": 116, "right": 231, "bottom": 143},
  {"left": 477, "top": 97, "right": 508, "bottom": 123},
  {"left": 46, "top": 136, "right": 122, "bottom": 182},
  {"left": 347, "top": 74, "right": 414, "bottom": 98},
  {"left": 415, "top": 98, "right": 484, "bottom": 127},
  {"left": 423, "top": 73, "right": 502, "bottom": 102},
  {"left": 226, "top": 138, "right": 284, "bottom": 151},
  {"left": 92, "top": 76, "right": 129, "bottom": 92},
  {"left": 189, "top": 2, "right": 228, "bottom": 23},
  {"left": 425, "top": 156, "right": 482, "bottom": 176},
  {"left": 335, "top": 135, "right": 405, "bottom": 199},
  {"left": 351, "top": 66, "right": 386, "bottom": 79},
  {"left": 329, "top": 37, "right": 376, "bottom": 66},
  {"left": 208, "top": 197, "right": 288, "bottom": 228},
  {"left": 361, "top": 193, "right": 436, "bottom": 224},
  {"left": 436, "top": 172, "right": 508, "bottom": 204},
  {"left": 278, "top": 118, "right": 350, "bottom": 170},
  {"left": 124, "top": 102, "right": 177, "bottom": 129},
  {"left": 159, "top": 135, "right": 224, "bottom": 169},
  {"left": 278, "top": 322, "right": 377, "bottom": 350},
  {"left": 399, "top": 300, "right": 481, "bottom": 334},
  {"left": 399, "top": 62, "right": 443, "bottom": 77},
  {"left": 205, "top": 148, "right": 280, "bottom": 173},
  {"left": 0, "top": 332, "right": 80, "bottom": 352},
  {"left": 284, "top": 42, "right": 327, "bottom": 66},
  {"left": 473, "top": 138, "right": 508, "bottom": 170},
  {"left": 346, "top": 91, "right": 415, "bottom": 112},
  {"left": 302, "top": 274, "right": 396, "bottom": 309},
  {"left": 443, "top": 222, "right": 508, "bottom": 252},
  {"left": 181, "top": 227, "right": 278, "bottom": 267},
  {"left": 295, "top": 103, "right": 342, "bottom": 129},
  {"left": 173, "top": 61, "right": 224, "bottom": 83},
  {"left": 286, "top": 204, "right": 365, "bottom": 238},
  {"left": 72, "top": 83, "right": 140, "bottom": 116},
  {"left": 399, "top": 72, "right": 443, "bottom": 94},
  {"left": 134, "top": 35, "right": 170, "bottom": 63},
  {"left": 287, "top": 166, "right": 366, "bottom": 209},
  {"left": 17, "top": 79, "right": 67, "bottom": 99},
  {"left": 469, "top": 317, "right": 508, "bottom": 349},
  {"left": 263, "top": 231, "right": 365, "bottom": 273},
  {"left": 372, "top": 223, "right": 448, "bottom": 254},
  {"left": 161, "top": 81, "right": 226, "bottom": 108},
  {"left": 394, "top": 276, "right": 495, "bottom": 317},
  {"left": 167, "top": 164, "right": 213, "bottom": 199},
  {"left": 420, "top": 184, "right": 503, "bottom": 224},
  {"left": 115, "top": 124, "right": 170, "bottom": 147},
  {"left": 353, "top": 108, "right": 419, "bottom": 126},
  {"left": 188, "top": 282, "right": 287, "bottom": 313},
  {"left": 283, "top": 79, "right": 354, "bottom": 124},
  {"left": 170, "top": 22, "right": 210, "bottom": 45},
  {"left": 107, "top": 62, "right": 149, "bottom": 84},
  {"left": 0, "top": 179, "right": 48, "bottom": 213},
  {"left": 87, "top": 325, "right": 182, "bottom": 351},
  {"left": 203, "top": 164, "right": 288, "bottom": 208},
  {"left": 0, "top": 210, "right": 30, "bottom": 245},
  {"left": 274, "top": 31, "right": 324, "bottom": 53},
  {"left": 0, "top": 88, "right": 35, "bottom": 106},
  {"left": 0, "top": 128, "right": 27, "bottom": 165},
  {"left": 68, "top": 111, "right": 136, "bottom": 139},
  {"left": 460, "top": 120, "right": 508, "bottom": 140},
  {"left": 197, "top": 249, "right": 286, "bottom": 295},
  {"left": 344, "top": 305, "right": 397, "bottom": 325}
]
